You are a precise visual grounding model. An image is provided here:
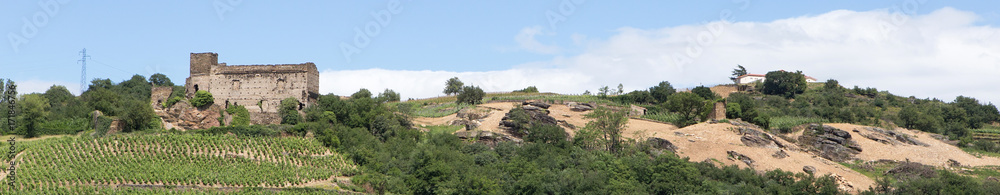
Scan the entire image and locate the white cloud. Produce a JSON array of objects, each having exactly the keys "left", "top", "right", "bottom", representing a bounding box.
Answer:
[
  {"left": 320, "top": 7, "right": 1000, "bottom": 105},
  {"left": 515, "top": 26, "right": 561, "bottom": 54}
]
